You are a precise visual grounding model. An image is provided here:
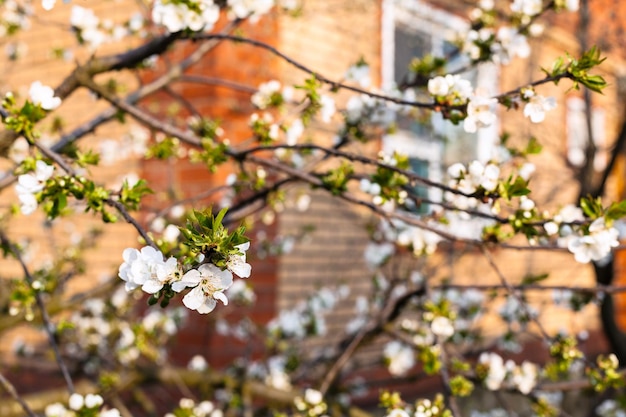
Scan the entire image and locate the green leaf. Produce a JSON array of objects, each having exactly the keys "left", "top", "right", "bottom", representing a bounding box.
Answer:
[{"left": 521, "top": 273, "right": 549, "bottom": 285}]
